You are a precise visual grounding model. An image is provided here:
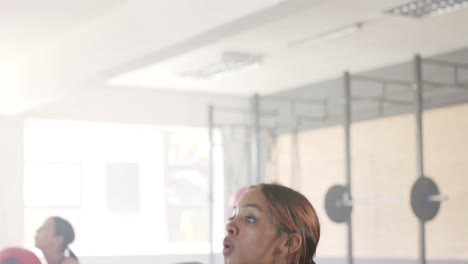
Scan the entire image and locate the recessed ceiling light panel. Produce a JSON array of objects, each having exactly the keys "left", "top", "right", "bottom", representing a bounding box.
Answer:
[{"left": 180, "top": 52, "right": 263, "bottom": 80}]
